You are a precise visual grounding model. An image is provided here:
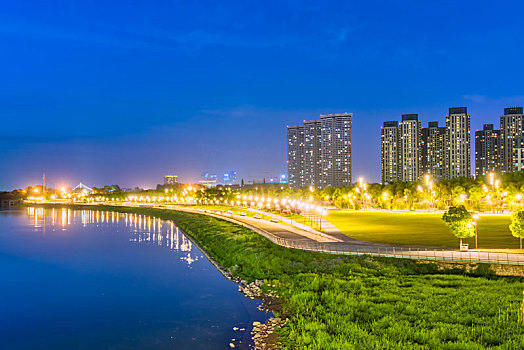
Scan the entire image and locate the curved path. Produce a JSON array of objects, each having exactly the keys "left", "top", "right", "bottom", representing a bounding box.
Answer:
[
  {"left": 37, "top": 201, "right": 524, "bottom": 266},
  {"left": 157, "top": 205, "right": 524, "bottom": 266}
]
